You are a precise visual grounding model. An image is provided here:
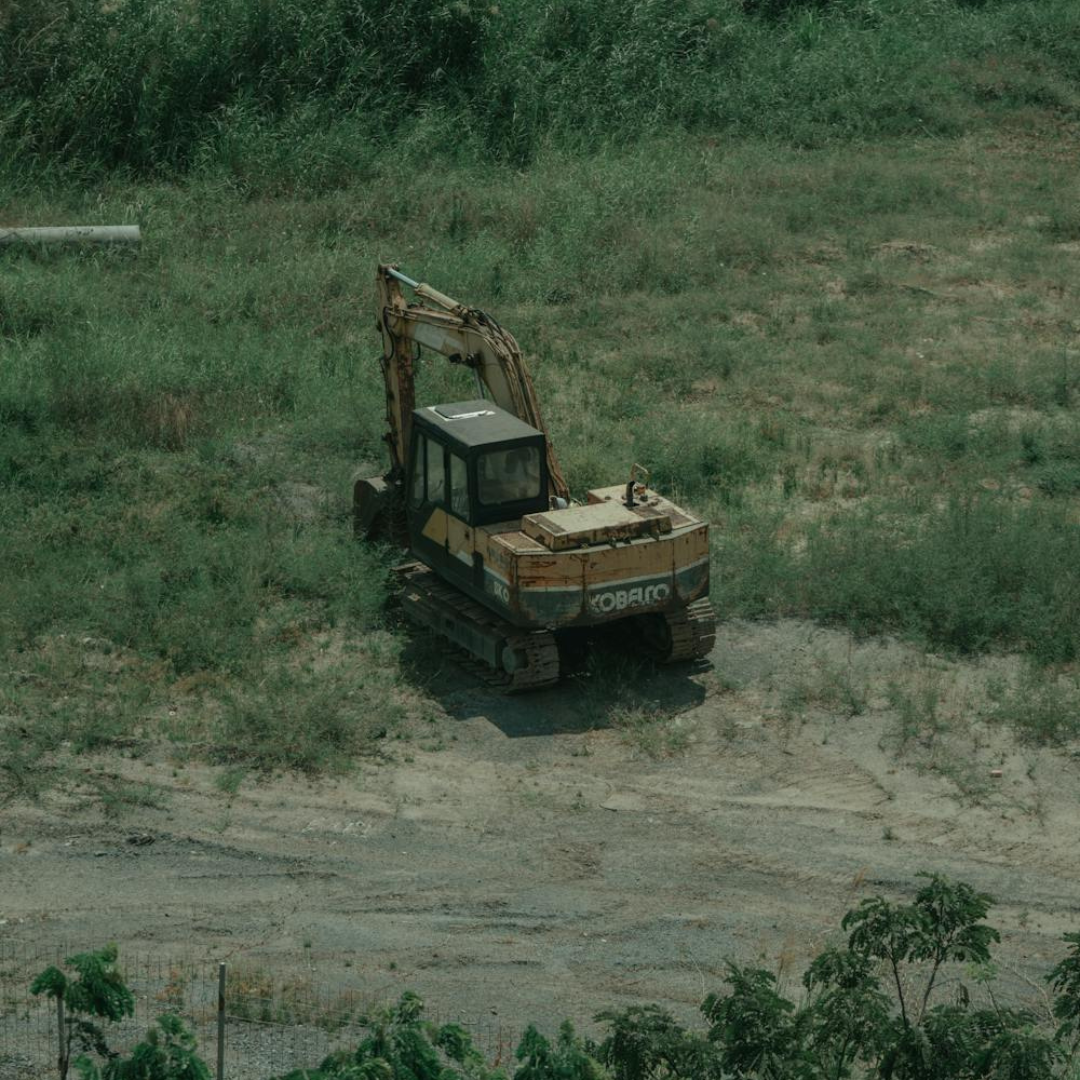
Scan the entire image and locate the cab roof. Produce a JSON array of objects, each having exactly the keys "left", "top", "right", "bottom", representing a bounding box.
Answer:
[{"left": 413, "top": 400, "right": 543, "bottom": 449}]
